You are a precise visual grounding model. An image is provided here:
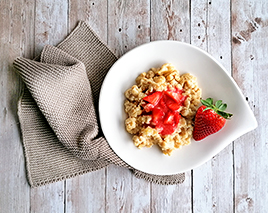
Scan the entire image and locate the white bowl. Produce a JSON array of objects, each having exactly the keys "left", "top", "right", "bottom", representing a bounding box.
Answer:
[{"left": 99, "top": 41, "right": 258, "bottom": 175}]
